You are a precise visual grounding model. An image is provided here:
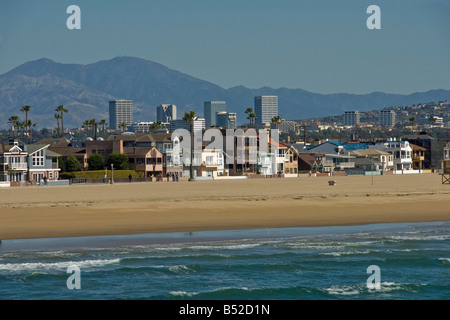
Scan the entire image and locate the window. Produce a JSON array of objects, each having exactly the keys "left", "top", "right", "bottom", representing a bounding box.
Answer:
[{"left": 32, "top": 150, "right": 45, "bottom": 166}]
